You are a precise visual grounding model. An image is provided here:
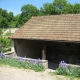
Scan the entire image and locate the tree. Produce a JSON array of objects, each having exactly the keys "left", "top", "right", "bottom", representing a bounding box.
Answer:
[
  {"left": 7, "top": 12, "right": 17, "bottom": 28},
  {"left": 2, "top": 9, "right": 8, "bottom": 18},
  {"left": 21, "top": 4, "right": 39, "bottom": 16},
  {"left": 1, "top": 18, "right": 8, "bottom": 28},
  {"left": 0, "top": 1, "right": 80, "bottom": 28},
  {"left": 7, "top": 12, "right": 14, "bottom": 22},
  {"left": 53, "top": 0, "right": 68, "bottom": 14},
  {"left": 40, "top": 0, "right": 68, "bottom": 15},
  {"left": 14, "top": 14, "right": 20, "bottom": 27},
  {"left": 61, "top": 3, "right": 74, "bottom": 14},
  {"left": 0, "top": 8, "right": 2, "bottom": 16},
  {"left": 40, "top": 3, "right": 57, "bottom": 15},
  {"left": 19, "top": 4, "right": 39, "bottom": 25},
  {"left": 0, "top": 16, "right": 3, "bottom": 28},
  {"left": 73, "top": 3, "right": 80, "bottom": 13},
  {"left": 0, "top": 29, "right": 2, "bottom": 35},
  {"left": 0, "top": 8, "right": 19, "bottom": 28}
]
